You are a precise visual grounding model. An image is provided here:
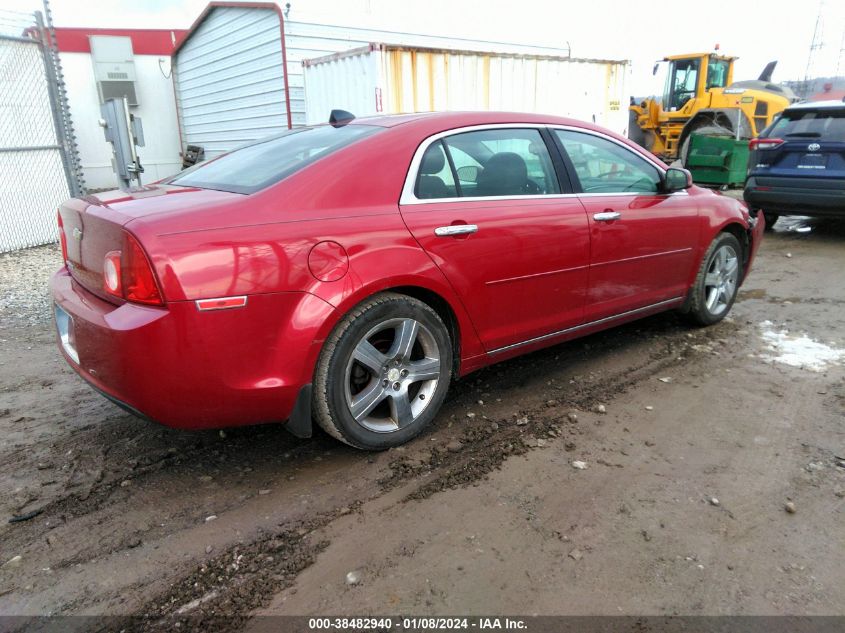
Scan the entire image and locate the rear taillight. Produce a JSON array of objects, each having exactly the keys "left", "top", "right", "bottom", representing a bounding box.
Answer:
[
  {"left": 101, "top": 231, "right": 164, "bottom": 306},
  {"left": 103, "top": 251, "right": 122, "bottom": 297},
  {"left": 749, "top": 138, "right": 784, "bottom": 151},
  {"left": 123, "top": 233, "right": 163, "bottom": 305},
  {"left": 57, "top": 211, "right": 68, "bottom": 263}
]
